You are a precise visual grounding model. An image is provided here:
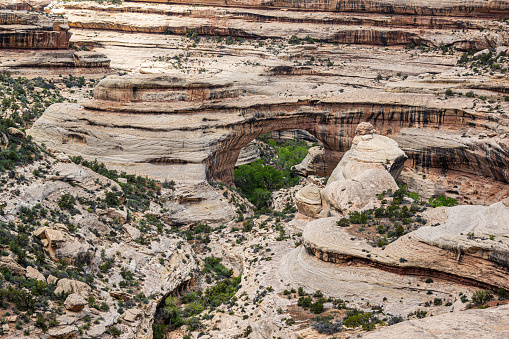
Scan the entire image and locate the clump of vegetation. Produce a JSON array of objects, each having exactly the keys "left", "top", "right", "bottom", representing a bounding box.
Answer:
[
  {"left": 311, "top": 315, "right": 343, "bottom": 334},
  {"left": 457, "top": 49, "right": 509, "bottom": 75},
  {"left": 471, "top": 290, "right": 494, "bottom": 306},
  {"left": 343, "top": 309, "right": 383, "bottom": 331},
  {"left": 234, "top": 137, "right": 310, "bottom": 211},
  {"left": 428, "top": 195, "right": 458, "bottom": 207},
  {"left": 0, "top": 73, "right": 67, "bottom": 172},
  {"left": 70, "top": 156, "right": 160, "bottom": 212},
  {"left": 334, "top": 185, "right": 430, "bottom": 245}
]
